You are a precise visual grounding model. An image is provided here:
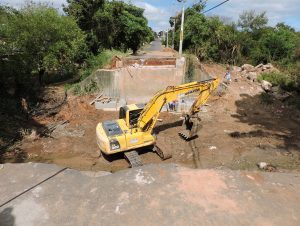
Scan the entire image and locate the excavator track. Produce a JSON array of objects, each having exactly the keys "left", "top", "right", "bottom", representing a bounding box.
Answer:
[
  {"left": 124, "top": 150, "right": 143, "bottom": 168},
  {"left": 153, "top": 145, "right": 172, "bottom": 160},
  {"left": 154, "top": 136, "right": 172, "bottom": 160}
]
